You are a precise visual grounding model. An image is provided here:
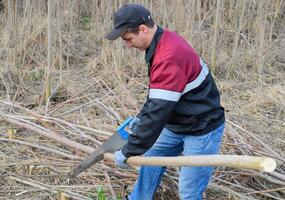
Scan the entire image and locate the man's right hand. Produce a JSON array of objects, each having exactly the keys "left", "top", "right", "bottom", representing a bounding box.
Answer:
[{"left": 114, "top": 150, "right": 128, "bottom": 168}]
